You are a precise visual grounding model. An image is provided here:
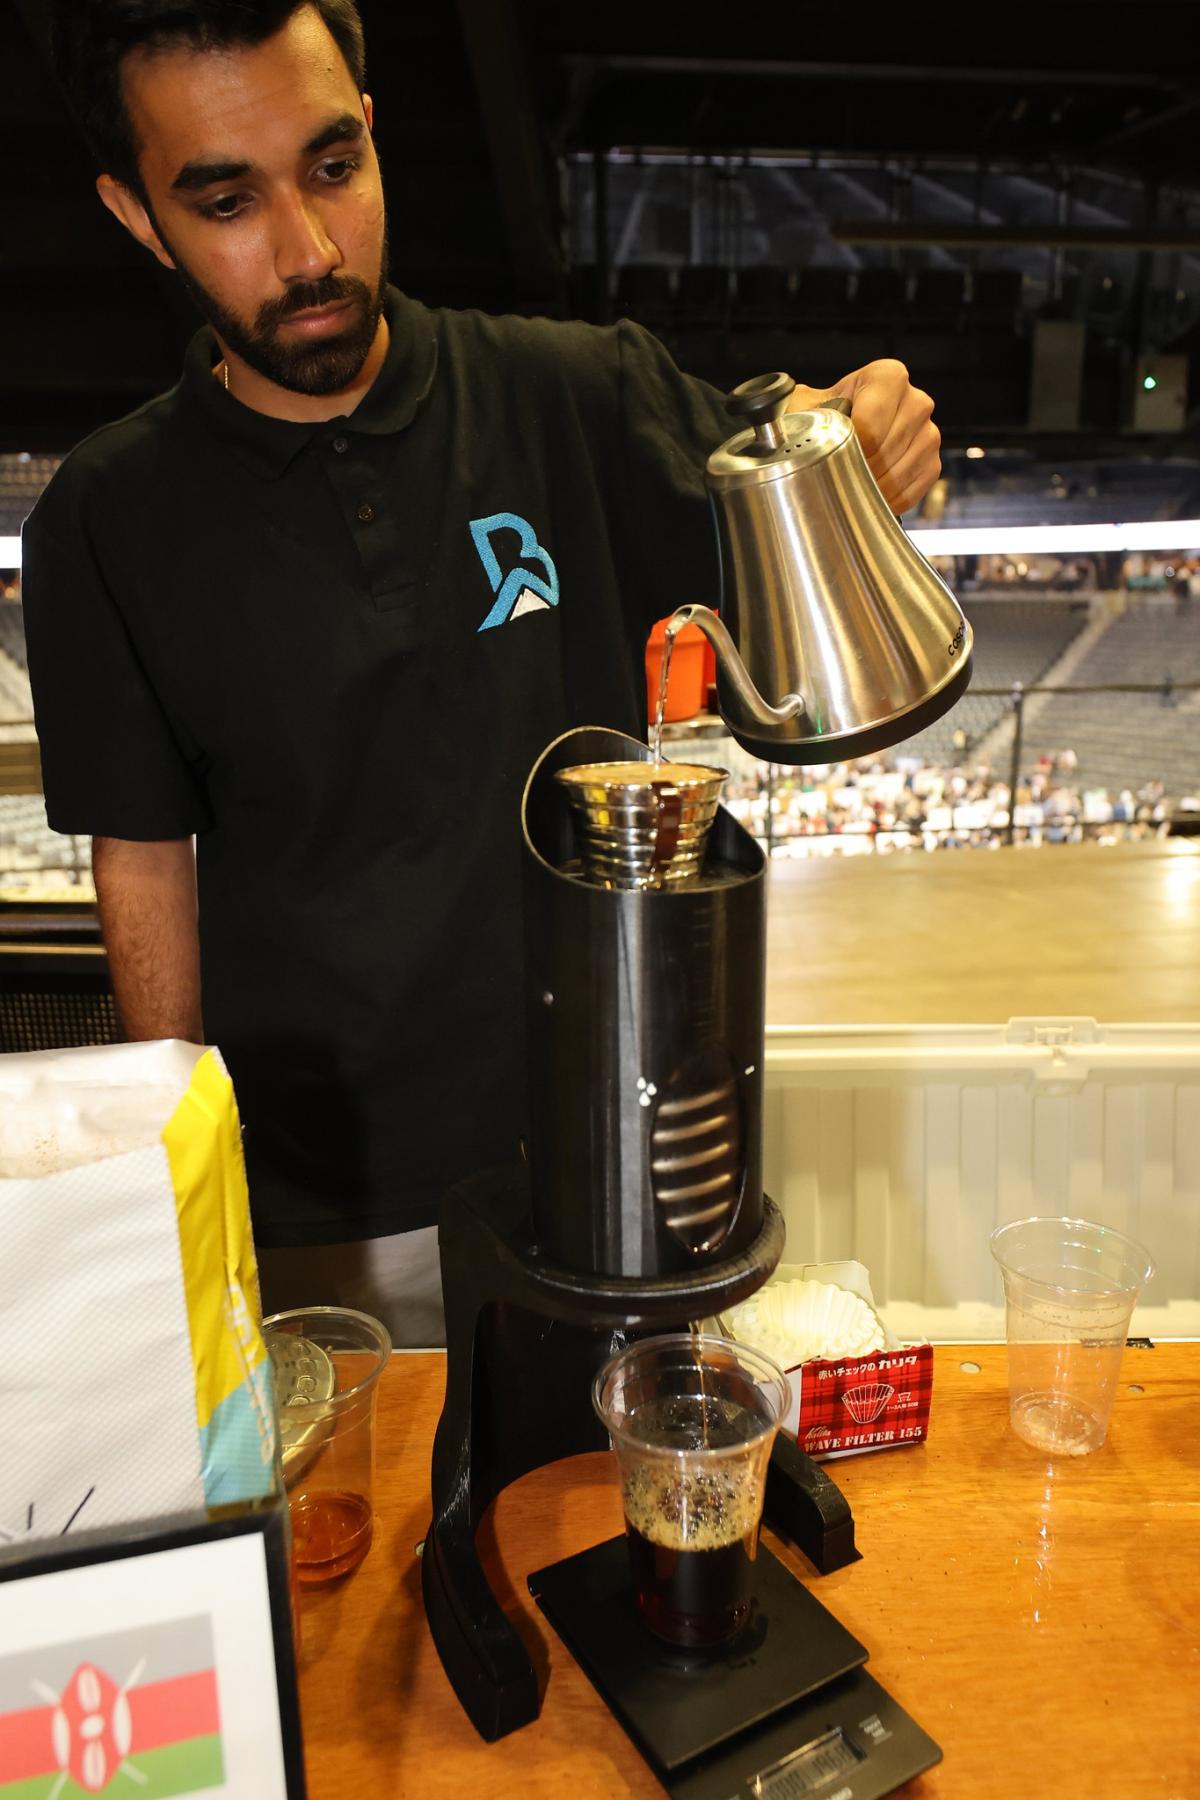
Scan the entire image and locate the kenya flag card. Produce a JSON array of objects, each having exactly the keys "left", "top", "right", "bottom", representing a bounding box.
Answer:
[
  {"left": 0, "top": 1508, "right": 302, "bottom": 1799},
  {"left": 0, "top": 1615, "right": 221, "bottom": 1797}
]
